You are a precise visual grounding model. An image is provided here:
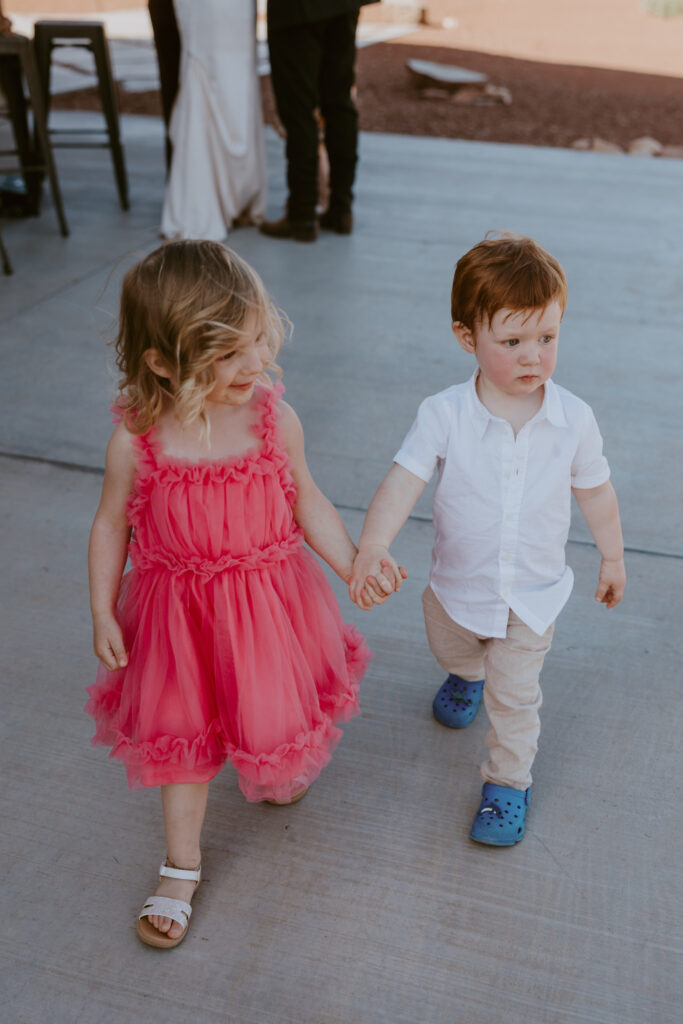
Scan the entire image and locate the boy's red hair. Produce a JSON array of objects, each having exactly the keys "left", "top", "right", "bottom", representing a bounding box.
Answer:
[{"left": 451, "top": 233, "right": 568, "bottom": 329}]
